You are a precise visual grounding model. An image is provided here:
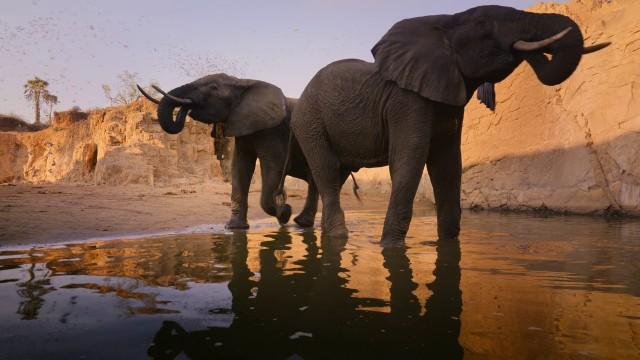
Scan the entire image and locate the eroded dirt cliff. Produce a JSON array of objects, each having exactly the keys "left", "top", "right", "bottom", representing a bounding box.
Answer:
[{"left": 0, "top": 100, "right": 226, "bottom": 185}]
